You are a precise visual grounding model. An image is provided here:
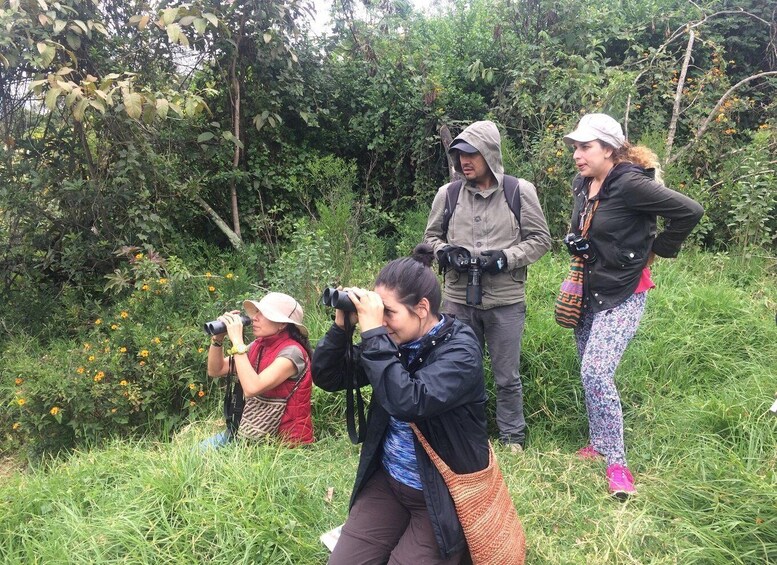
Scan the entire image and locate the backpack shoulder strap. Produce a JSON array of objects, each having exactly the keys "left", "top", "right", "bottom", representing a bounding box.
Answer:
[
  {"left": 502, "top": 175, "right": 522, "bottom": 225},
  {"left": 441, "top": 179, "right": 465, "bottom": 239}
]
